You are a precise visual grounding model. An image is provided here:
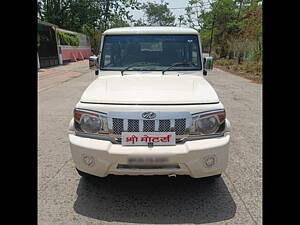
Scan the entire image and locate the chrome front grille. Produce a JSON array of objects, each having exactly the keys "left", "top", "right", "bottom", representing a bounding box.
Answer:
[
  {"left": 127, "top": 119, "right": 139, "bottom": 132},
  {"left": 108, "top": 111, "right": 192, "bottom": 137},
  {"left": 111, "top": 119, "right": 187, "bottom": 135},
  {"left": 112, "top": 118, "right": 124, "bottom": 135},
  {"left": 143, "top": 120, "right": 155, "bottom": 132},
  {"left": 175, "top": 119, "right": 186, "bottom": 135},
  {"left": 159, "top": 120, "right": 171, "bottom": 132}
]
